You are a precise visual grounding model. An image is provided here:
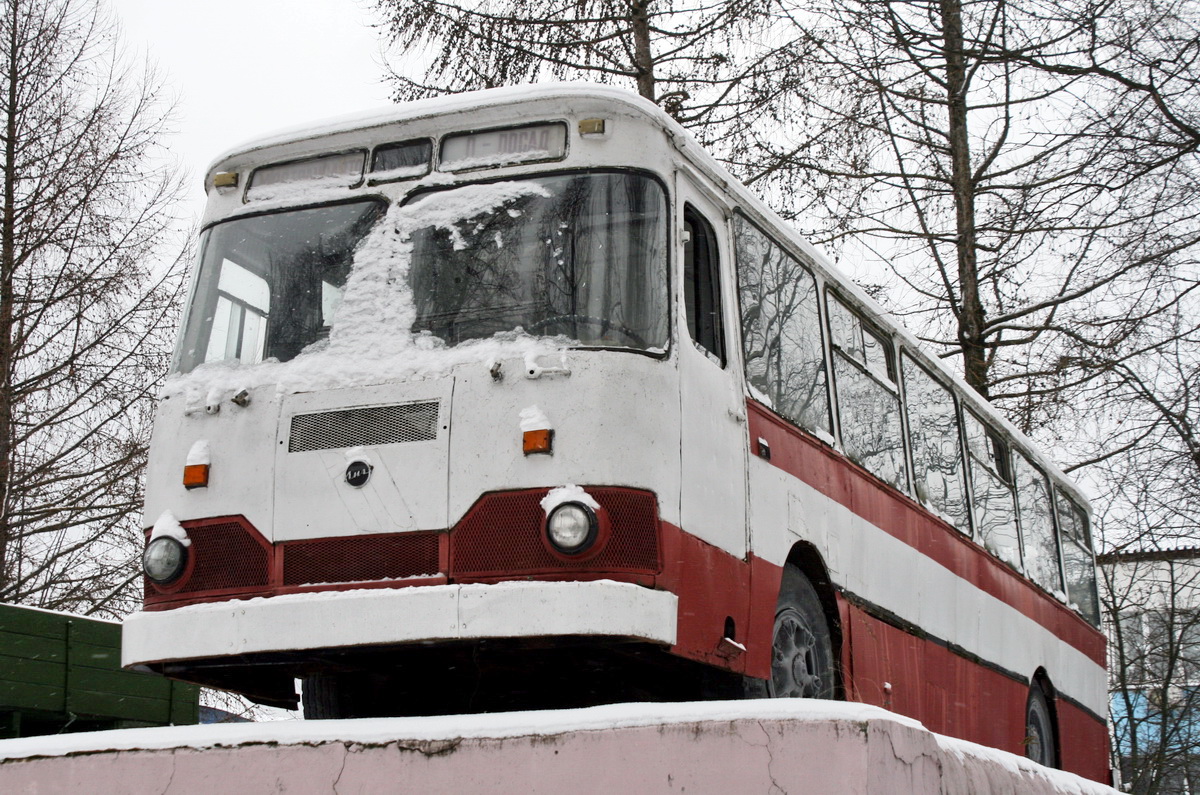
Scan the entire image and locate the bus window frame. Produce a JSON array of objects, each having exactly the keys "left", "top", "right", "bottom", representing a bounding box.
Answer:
[
  {"left": 898, "top": 349, "right": 972, "bottom": 537},
  {"left": 1012, "top": 447, "right": 1067, "bottom": 599},
  {"left": 1054, "top": 486, "right": 1100, "bottom": 625},
  {"left": 400, "top": 166, "right": 673, "bottom": 360},
  {"left": 962, "top": 407, "right": 1024, "bottom": 572},
  {"left": 244, "top": 149, "right": 368, "bottom": 203},
  {"left": 730, "top": 210, "right": 836, "bottom": 445},
  {"left": 682, "top": 203, "right": 727, "bottom": 368},
  {"left": 368, "top": 137, "right": 434, "bottom": 185},
  {"left": 437, "top": 121, "right": 571, "bottom": 174},
  {"left": 177, "top": 196, "right": 391, "bottom": 374},
  {"left": 825, "top": 288, "right": 909, "bottom": 493}
]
